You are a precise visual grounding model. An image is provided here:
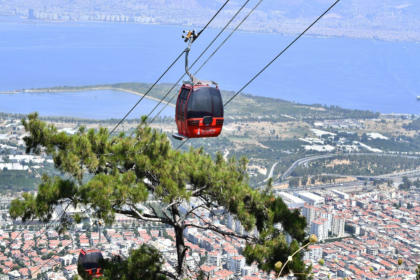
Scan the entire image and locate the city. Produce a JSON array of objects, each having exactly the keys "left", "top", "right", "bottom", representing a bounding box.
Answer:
[
  {"left": 1, "top": 0, "right": 420, "bottom": 279},
  {"left": 0, "top": 1, "right": 419, "bottom": 42}
]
